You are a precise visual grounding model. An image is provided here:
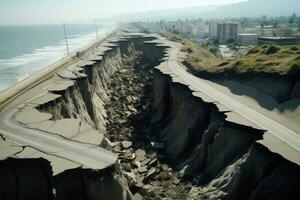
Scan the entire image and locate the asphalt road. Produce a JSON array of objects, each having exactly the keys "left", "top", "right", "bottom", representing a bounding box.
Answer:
[
  {"left": 0, "top": 107, "right": 117, "bottom": 169},
  {"left": 167, "top": 42, "right": 300, "bottom": 153}
]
